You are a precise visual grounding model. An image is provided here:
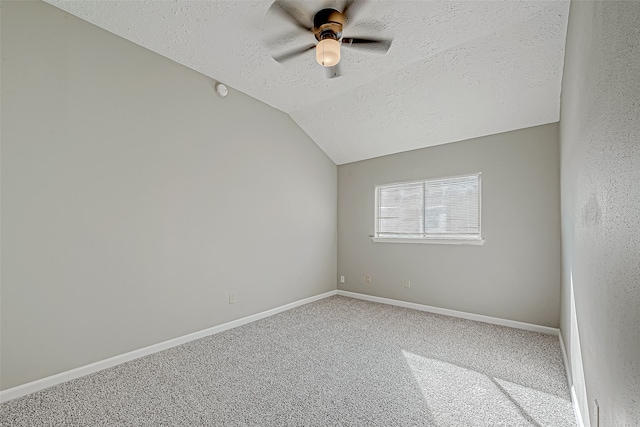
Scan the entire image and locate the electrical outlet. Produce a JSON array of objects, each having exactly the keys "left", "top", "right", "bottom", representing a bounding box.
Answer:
[
  {"left": 228, "top": 293, "right": 235, "bottom": 304},
  {"left": 593, "top": 399, "right": 599, "bottom": 427},
  {"left": 340, "top": 275, "right": 345, "bottom": 284},
  {"left": 405, "top": 280, "right": 411, "bottom": 289},
  {"left": 365, "top": 275, "right": 371, "bottom": 284}
]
